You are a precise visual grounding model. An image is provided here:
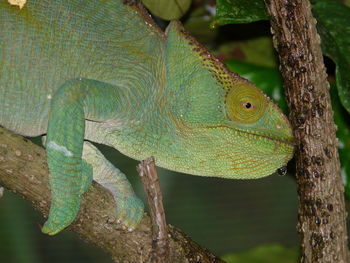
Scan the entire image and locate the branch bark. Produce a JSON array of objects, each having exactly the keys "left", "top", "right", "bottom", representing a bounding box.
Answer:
[
  {"left": 263, "top": 0, "right": 349, "bottom": 262},
  {"left": 137, "top": 157, "right": 170, "bottom": 263},
  {"left": 0, "top": 126, "right": 225, "bottom": 263}
]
